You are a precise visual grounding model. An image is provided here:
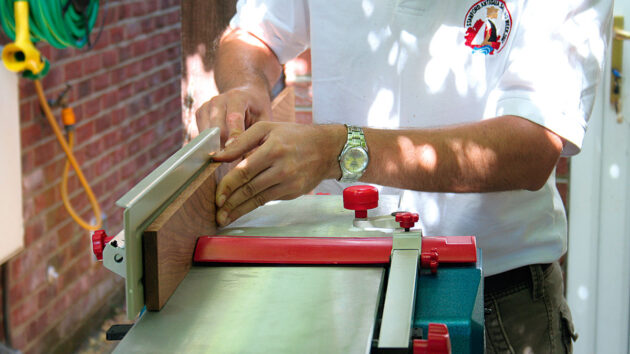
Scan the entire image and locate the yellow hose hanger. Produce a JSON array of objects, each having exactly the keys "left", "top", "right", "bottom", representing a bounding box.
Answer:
[
  {"left": 1, "top": 1, "right": 46, "bottom": 76},
  {"left": 2, "top": 1, "right": 102, "bottom": 231}
]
